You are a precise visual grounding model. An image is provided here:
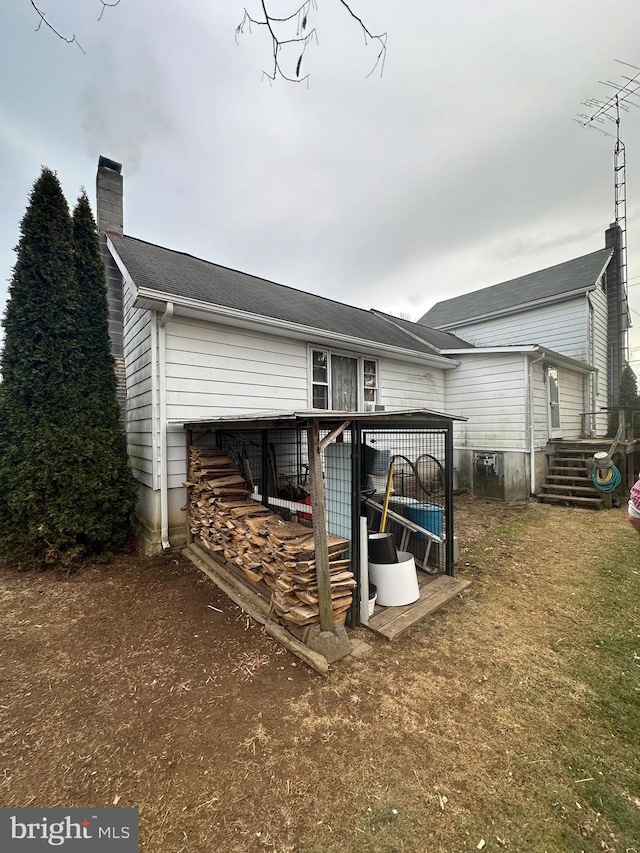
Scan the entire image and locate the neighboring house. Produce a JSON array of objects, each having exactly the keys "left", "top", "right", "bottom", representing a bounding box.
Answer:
[
  {"left": 419, "top": 235, "right": 628, "bottom": 500},
  {"left": 96, "top": 157, "right": 627, "bottom": 548}
]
